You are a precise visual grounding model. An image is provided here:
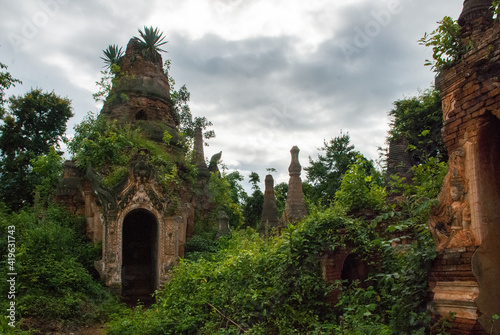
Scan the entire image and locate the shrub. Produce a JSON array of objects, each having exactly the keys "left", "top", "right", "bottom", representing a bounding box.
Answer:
[
  {"left": 0, "top": 205, "right": 125, "bottom": 333},
  {"left": 334, "top": 158, "right": 386, "bottom": 213}
]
